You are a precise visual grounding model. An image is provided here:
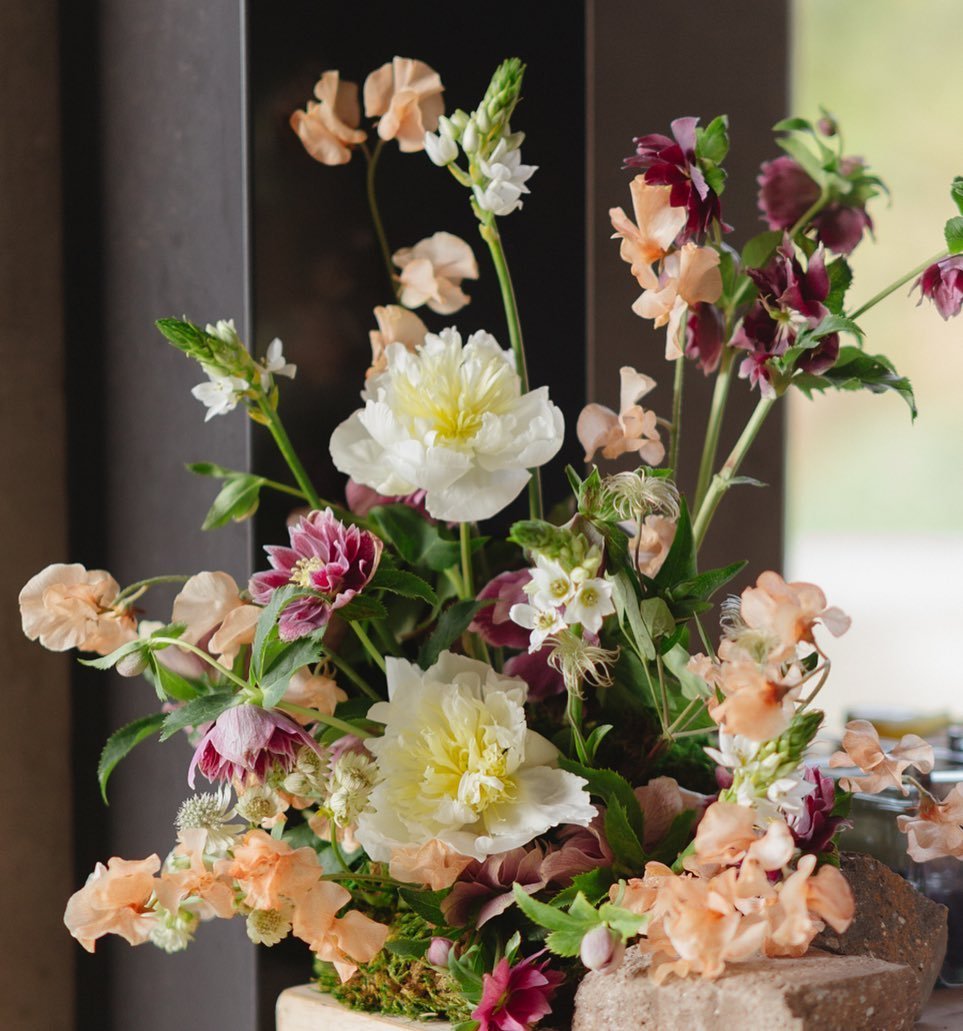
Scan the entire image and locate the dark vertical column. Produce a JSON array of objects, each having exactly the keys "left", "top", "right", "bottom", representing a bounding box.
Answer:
[
  {"left": 586, "top": 0, "right": 789, "bottom": 577},
  {"left": 62, "top": 1, "right": 258, "bottom": 1028}
]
